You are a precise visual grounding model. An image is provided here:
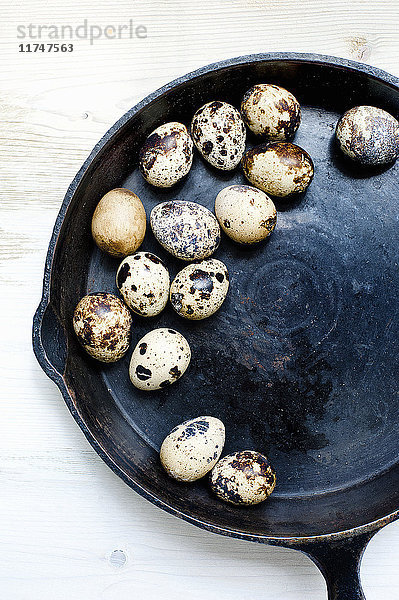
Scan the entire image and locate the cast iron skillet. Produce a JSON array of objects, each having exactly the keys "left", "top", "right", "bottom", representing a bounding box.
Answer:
[{"left": 33, "top": 53, "right": 399, "bottom": 599}]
